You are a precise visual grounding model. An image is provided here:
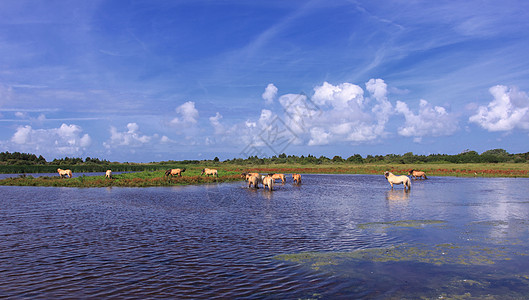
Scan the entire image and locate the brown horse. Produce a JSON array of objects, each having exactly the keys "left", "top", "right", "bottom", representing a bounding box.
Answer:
[
  {"left": 292, "top": 173, "right": 301, "bottom": 184},
  {"left": 262, "top": 175, "right": 274, "bottom": 191},
  {"left": 165, "top": 168, "right": 186, "bottom": 177},
  {"left": 57, "top": 168, "right": 72, "bottom": 178},
  {"left": 408, "top": 169, "right": 428, "bottom": 180},
  {"left": 248, "top": 175, "right": 260, "bottom": 189},
  {"left": 242, "top": 172, "right": 260, "bottom": 181},
  {"left": 105, "top": 169, "right": 112, "bottom": 179},
  {"left": 201, "top": 168, "right": 218, "bottom": 177},
  {"left": 271, "top": 173, "right": 286, "bottom": 183}
]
